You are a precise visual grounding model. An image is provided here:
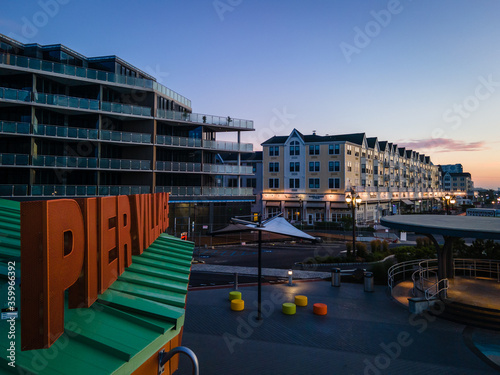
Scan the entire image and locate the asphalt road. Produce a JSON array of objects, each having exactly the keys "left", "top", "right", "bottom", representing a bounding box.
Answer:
[{"left": 194, "top": 242, "right": 346, "bottom": 269}]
